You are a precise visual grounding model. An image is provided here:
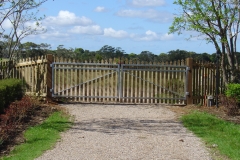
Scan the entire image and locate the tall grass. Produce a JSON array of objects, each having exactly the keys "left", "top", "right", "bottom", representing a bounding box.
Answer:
[
  {"left": 181, "top": 111, "right": 240, "bottom": 160},
  {"left": 2, "top": 112, "right": 72, "bottom": 160}
]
